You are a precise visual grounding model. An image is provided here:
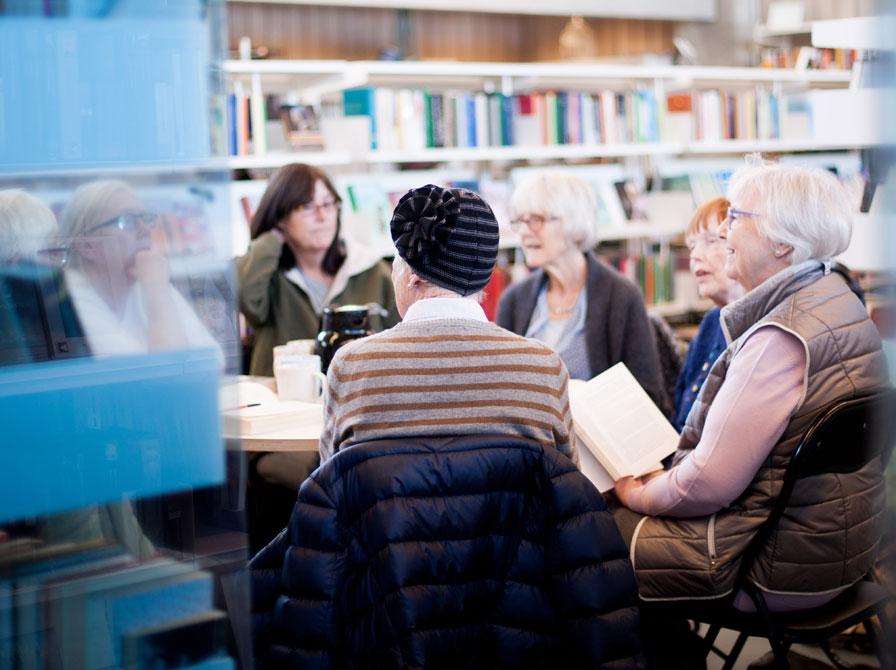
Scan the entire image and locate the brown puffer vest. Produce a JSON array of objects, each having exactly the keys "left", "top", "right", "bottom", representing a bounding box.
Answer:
[{"left": 632, "top": 262, "right": 890, "bottom": 602}]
